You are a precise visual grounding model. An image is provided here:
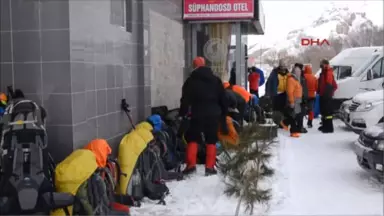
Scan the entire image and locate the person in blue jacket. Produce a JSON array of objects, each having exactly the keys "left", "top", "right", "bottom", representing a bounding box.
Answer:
[{"left": 255, "top": 67, "right": 265, "bottom": 87}]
